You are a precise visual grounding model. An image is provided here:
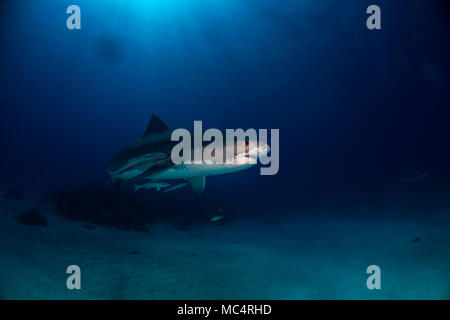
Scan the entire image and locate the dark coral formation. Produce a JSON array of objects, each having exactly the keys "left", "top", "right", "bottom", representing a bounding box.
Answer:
[
  {"left": 49, "top": 185, "right": 154, "bottom": 230},
  {"left": 17, "top": 208, "right": 48, "bottom": 227},
  {"left": 2, "top": 187, "right": 25, "bottom": 200}
]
